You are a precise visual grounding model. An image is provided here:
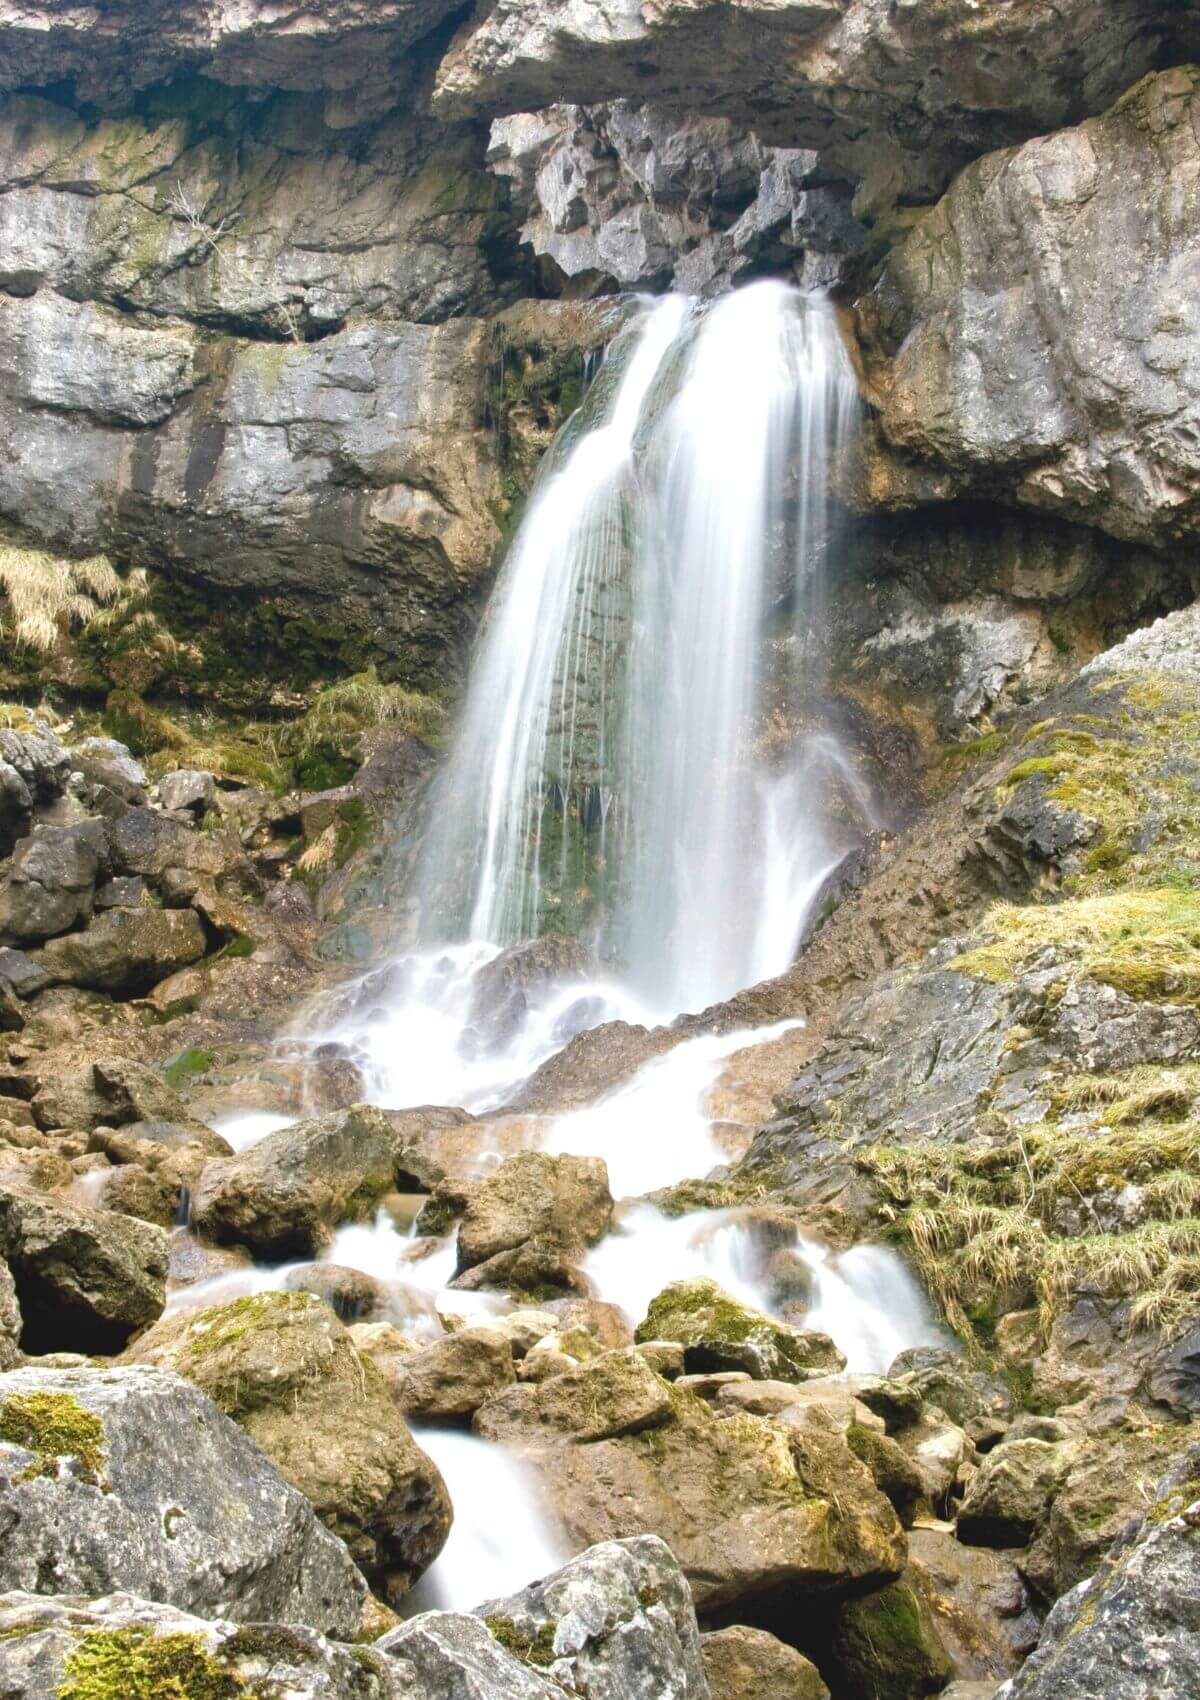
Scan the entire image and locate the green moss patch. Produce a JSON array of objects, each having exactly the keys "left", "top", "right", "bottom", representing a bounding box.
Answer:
[
  {"left": 483, "top": 1615, "right": 558, "bottom": 1669},
  {"left": 162, "top": 1046, "right": 215, "bottom": 1089},
  {"left": 57, "top": 1628, "right": 243, "bottom": 1700},
  {"left": 0, "top": 1392, "right": 106, "bottom": 1485}
]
